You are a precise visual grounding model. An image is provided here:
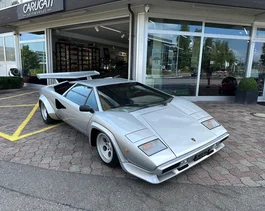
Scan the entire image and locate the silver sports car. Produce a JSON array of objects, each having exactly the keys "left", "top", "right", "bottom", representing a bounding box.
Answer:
[{"left": 37, "top": 71, "right": 229, "bottom": 184}]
